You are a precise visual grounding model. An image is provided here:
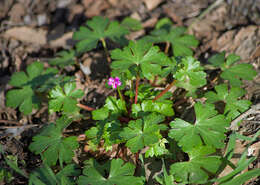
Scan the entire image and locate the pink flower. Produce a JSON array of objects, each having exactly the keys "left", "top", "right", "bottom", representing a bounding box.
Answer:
[{"left": 108, "top": 77, "right": 122, "bottom": 89}]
